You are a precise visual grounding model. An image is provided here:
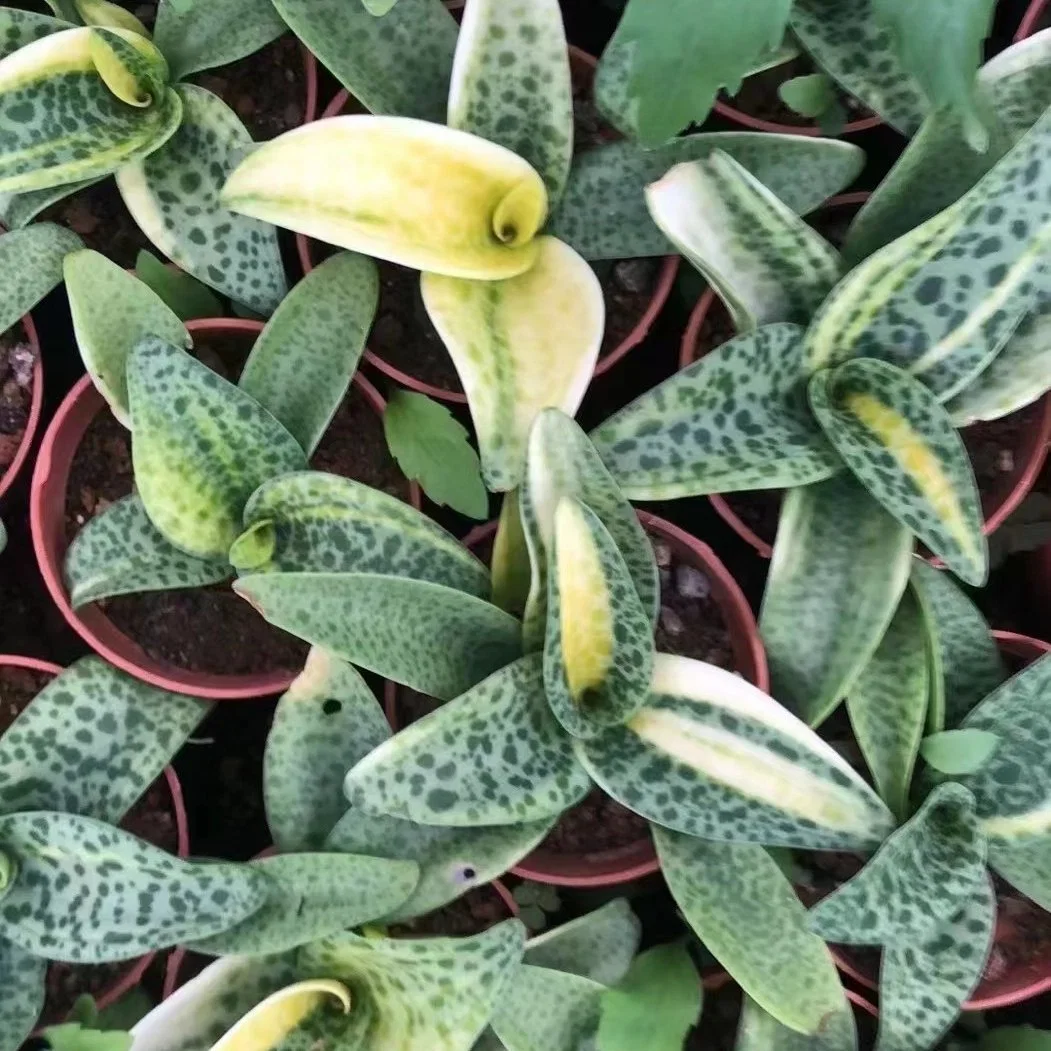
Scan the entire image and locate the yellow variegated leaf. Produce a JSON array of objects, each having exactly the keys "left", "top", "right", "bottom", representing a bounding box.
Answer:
[
  {"left": 214, "top": 980, "right": 351, "bottom": 1051},
  {"left": 76, "top": 0, "right": 149, "bottom": 36},
  {"left": 421, "top": 235, "right": 602, "bottom": 490},
  {"left": 222, "top": 115, "right": 548, "bottom": 281}
]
